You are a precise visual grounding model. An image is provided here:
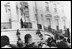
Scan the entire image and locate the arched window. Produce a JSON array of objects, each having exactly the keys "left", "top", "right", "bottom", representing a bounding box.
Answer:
[{"left": 45, "top": 14, "right": 52, "bottom": 27}]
